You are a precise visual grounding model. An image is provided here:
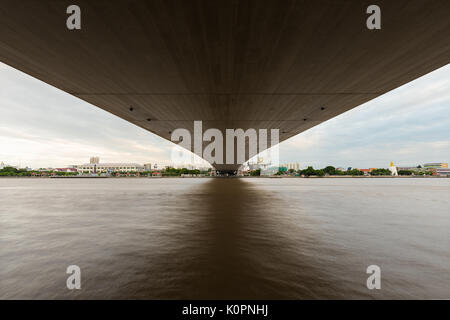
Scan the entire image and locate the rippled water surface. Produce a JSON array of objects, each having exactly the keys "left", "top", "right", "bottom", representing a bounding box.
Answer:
[{"left": 0, "top": 178, "right": 449, "bottom": 299}]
